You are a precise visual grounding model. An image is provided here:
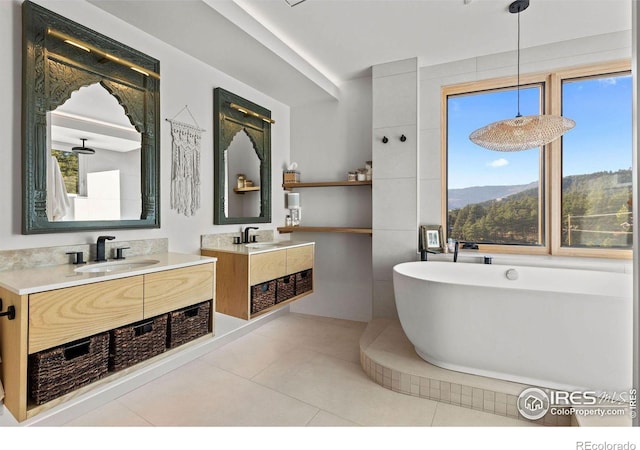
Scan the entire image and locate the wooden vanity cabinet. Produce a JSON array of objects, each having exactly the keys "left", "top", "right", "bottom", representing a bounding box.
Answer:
[
  {"left": 0, "top": 262, "right": 215, "bottom": 422},
  {"left": 28, "top": 276, "right": 144, "bottom": 354},
  {"left": 144, "top": 264, "right": 214, "bottom": 317},
  {"left": 201, "top": 243, "right": 314, "bottom": 320}
]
